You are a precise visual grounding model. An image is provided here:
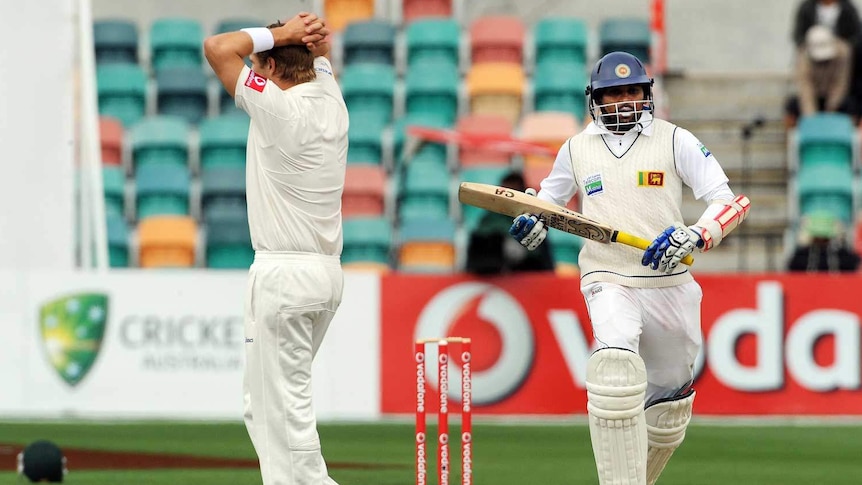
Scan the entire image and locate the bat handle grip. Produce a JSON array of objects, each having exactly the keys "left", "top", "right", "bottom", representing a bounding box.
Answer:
[{"left": 614, "top": 232, "right": 695, "bottom": 266}]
